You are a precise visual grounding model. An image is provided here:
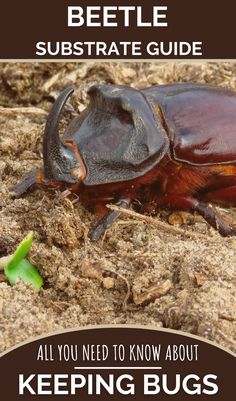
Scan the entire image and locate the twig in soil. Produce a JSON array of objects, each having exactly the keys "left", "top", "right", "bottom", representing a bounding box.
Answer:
[
  {"left": 49, "top": 301, "right": 72, "bottom": 312},
  {"left": 61, "top": 189, "right": 72, "bottom": 198},
  {"left": 0, "top": 106, "right": 47, "bottom": 116},
  {"left": 106, "top": 204, "right": 209, "bottom": 240},
  {"left": 71, "top": 193, "right": 80, "bottom": 205},
  {"left": 42, "top": 72, "right": 61, "bottom": 91},
  {"left": 61, "top": 189, "right": 80, "bottom": 206}
]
